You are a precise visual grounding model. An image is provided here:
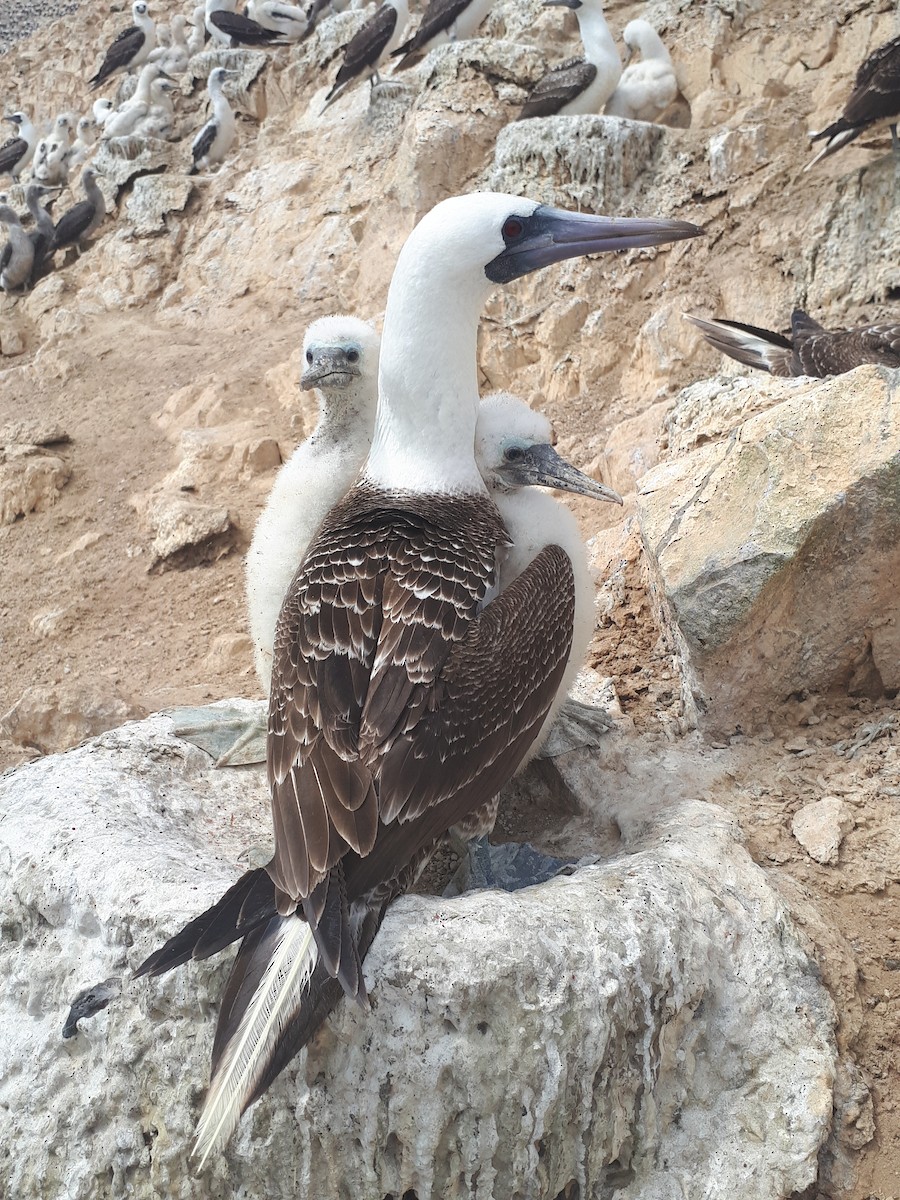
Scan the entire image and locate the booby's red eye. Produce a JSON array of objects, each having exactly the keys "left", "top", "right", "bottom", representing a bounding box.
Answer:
[{"left": 502, "top": 217, "right": 525, "bottom": 241}]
